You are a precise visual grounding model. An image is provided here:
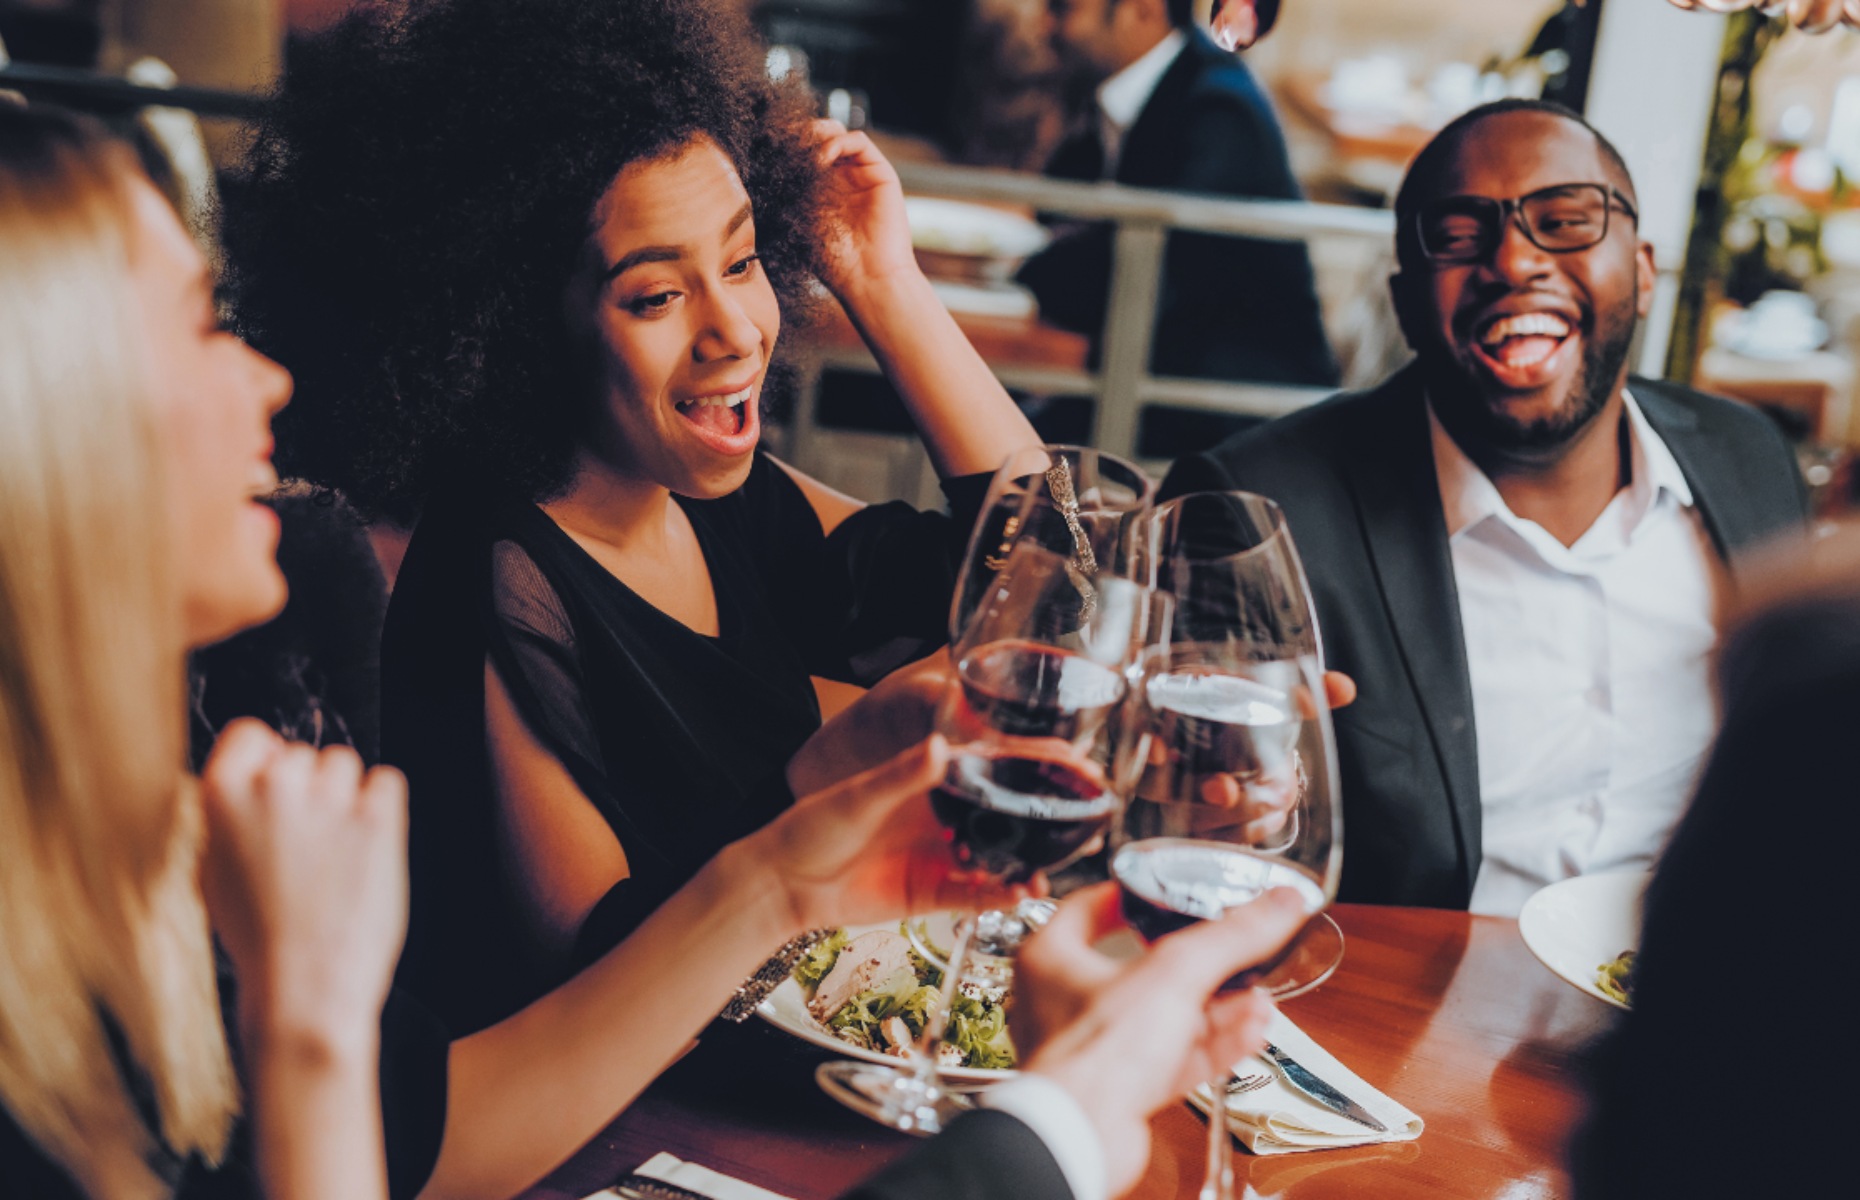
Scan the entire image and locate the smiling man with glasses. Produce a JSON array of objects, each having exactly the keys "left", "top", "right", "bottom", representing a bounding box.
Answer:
[{"left": 1163, "top": 98, "right": 1809, "bottom": 916}]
